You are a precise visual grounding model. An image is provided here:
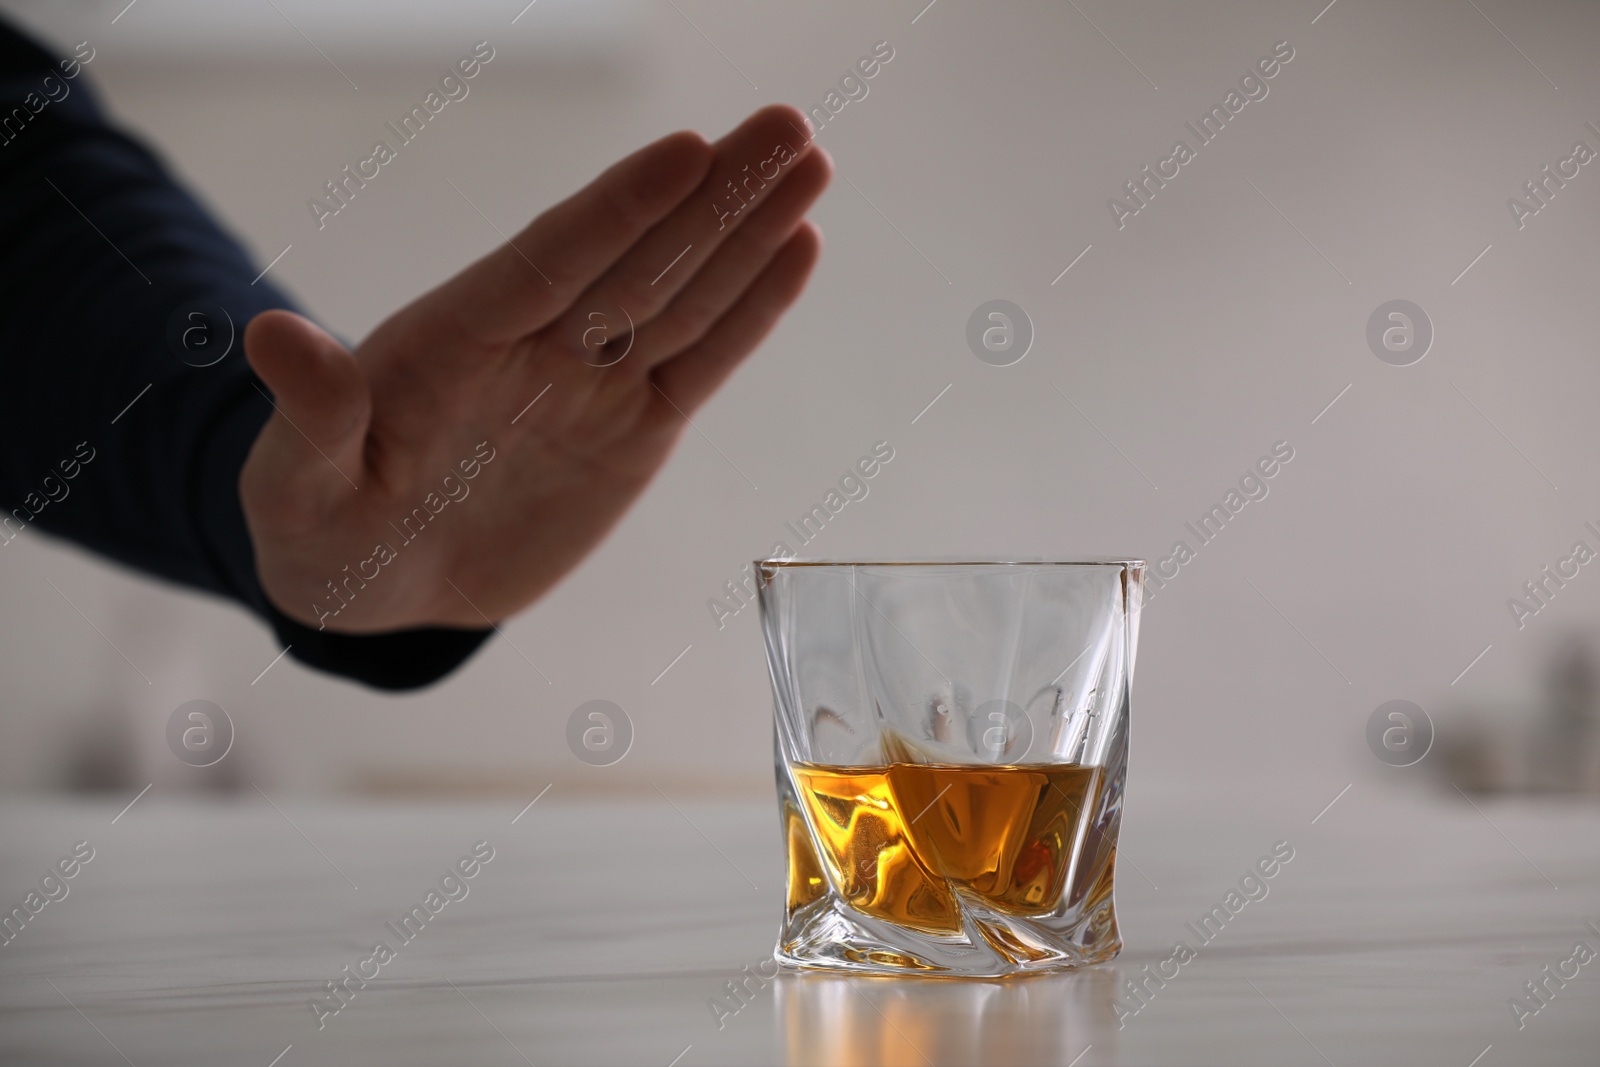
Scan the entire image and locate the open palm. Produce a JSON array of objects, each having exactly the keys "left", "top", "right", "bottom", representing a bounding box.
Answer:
[{"left": 241, "top": 105, "right": 829, "bottom": 632}]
